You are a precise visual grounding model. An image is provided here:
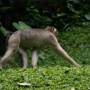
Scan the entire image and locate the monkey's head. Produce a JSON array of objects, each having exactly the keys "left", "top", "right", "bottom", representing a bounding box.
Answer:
[{"left": 45, "top": 26, "right": 58, "bottom": 36}]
